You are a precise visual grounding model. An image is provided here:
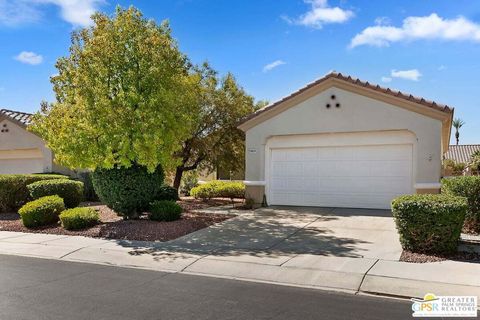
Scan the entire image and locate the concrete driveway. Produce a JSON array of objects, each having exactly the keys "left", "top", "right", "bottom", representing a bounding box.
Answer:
[{"left": 166, "top": 206, "right": 403, "bottom": 261}]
